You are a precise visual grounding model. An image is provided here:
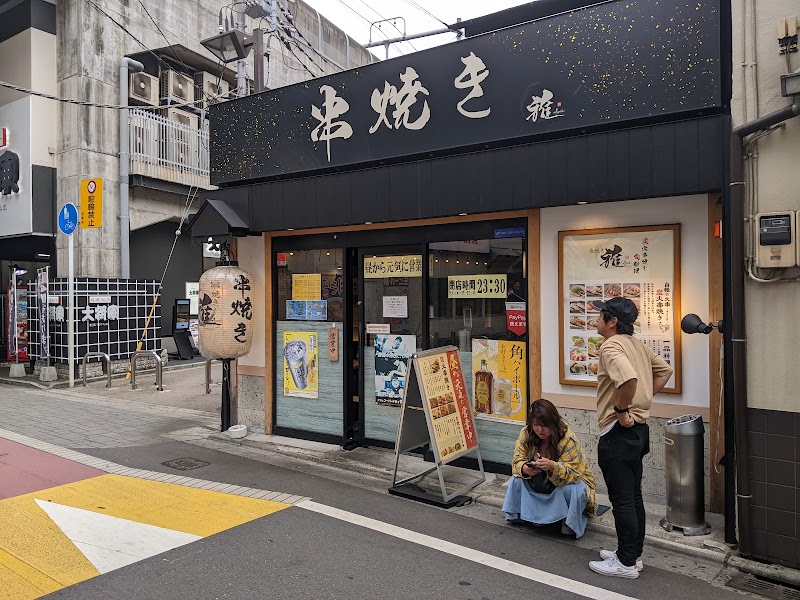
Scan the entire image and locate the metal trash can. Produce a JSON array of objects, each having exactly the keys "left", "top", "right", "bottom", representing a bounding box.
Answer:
[{"left": 659, "top": 414, "right": 711, "bottom": 536}]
